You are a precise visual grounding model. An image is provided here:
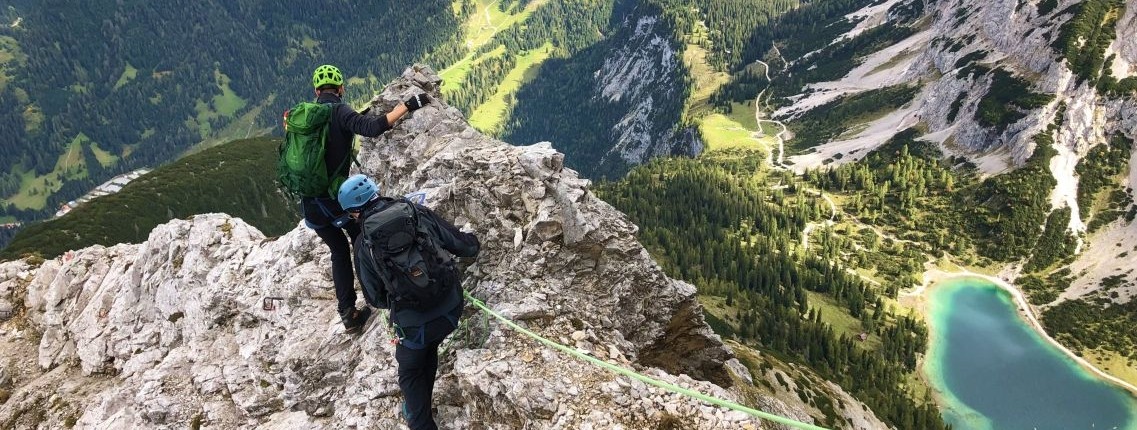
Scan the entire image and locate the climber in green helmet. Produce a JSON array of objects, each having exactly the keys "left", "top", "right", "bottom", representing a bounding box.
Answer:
[{"left": 299, "top": 64, "right": 431, "bottom": 334}]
